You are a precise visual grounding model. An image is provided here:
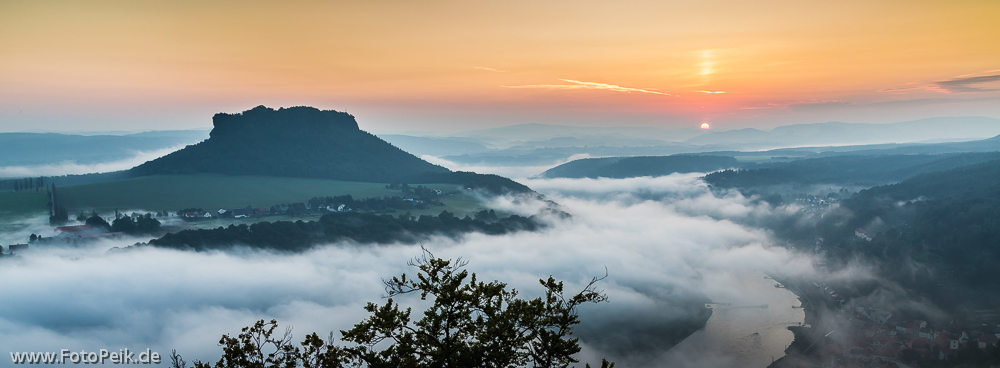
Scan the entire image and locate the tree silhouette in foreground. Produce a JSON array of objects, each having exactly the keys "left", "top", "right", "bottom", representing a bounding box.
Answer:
[{"left": 182, "top": 249, "right": 613, "bottom": 368}]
